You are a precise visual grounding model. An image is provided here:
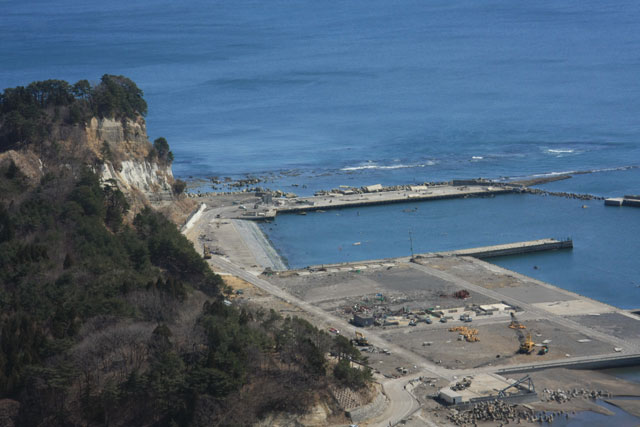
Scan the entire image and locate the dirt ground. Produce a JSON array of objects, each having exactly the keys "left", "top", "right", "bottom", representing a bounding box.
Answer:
[
  {"left": 379, "top": 319, "right": 614, "bottom": 370},
  {"left": 271, "top": 264, "right": 499, "bottom": 321}
]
